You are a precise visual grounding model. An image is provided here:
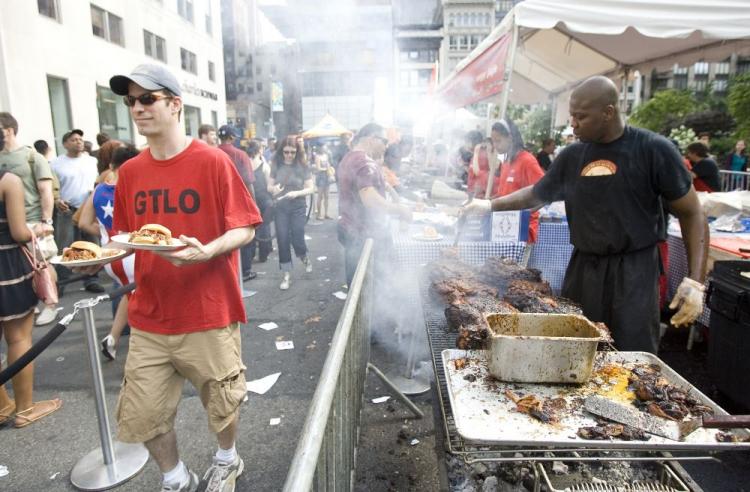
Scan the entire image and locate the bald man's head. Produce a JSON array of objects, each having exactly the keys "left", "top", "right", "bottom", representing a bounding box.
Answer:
[{"left": 569, "top": 76, "right": 623, "bottom": 143}]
